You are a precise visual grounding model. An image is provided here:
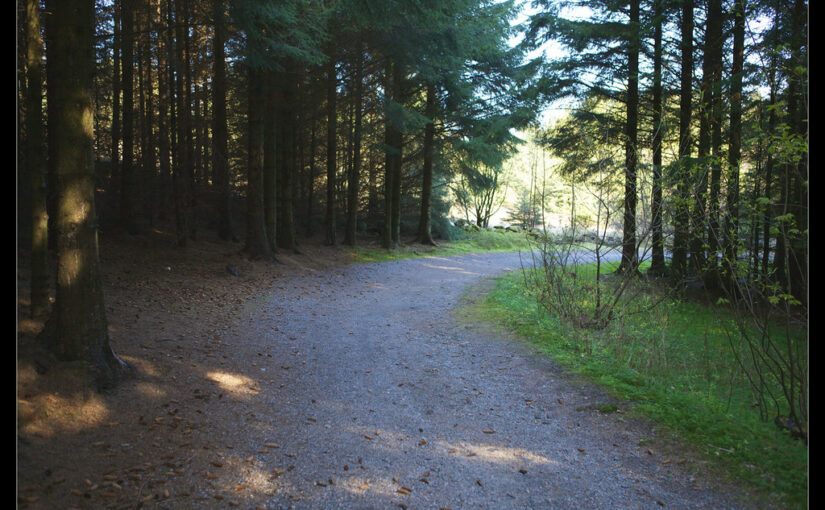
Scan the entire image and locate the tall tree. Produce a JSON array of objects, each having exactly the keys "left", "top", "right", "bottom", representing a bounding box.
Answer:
[
  {"left": 617, "top": 0, "right": 640, "bottom": 274},
  {"left": 244, "top": 63, "right": 273, "bottom": 259},
  {"left": 344, "top": 48, "right": 364, "bottom": 247},
  {"left": 648, "top": 0, "right": 665, "bottom": 276},
  {"left": 417, "top": 82, "right": 437, "bottom": 246},
  {"left": 705, "top": 0, "right": 724, "bottom": 287},
  {"left": 119, "top": 0, "right": 138, "bottom": 234},
  {"left": 325, "top": 51, "right": 338, "bottom": 246},
  {"left": 41, "top": 0, "right": 129, "bottom": 389},
  {"left": 723, "top": 0, "right": 746, "bottom": 287},
  {"left": 25, "top": 0, "right": 49, "bottom": 319},
  {"left": 670, "top": 0, "right": 694, "bottom": 280},
  {"left": 276, "top": 65, "right": 298, "bottom": 251}
]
